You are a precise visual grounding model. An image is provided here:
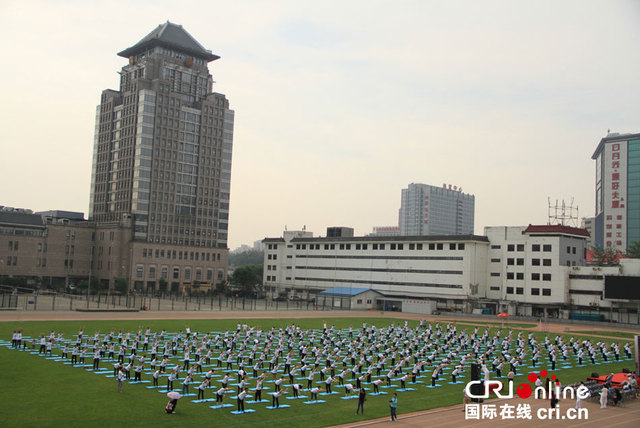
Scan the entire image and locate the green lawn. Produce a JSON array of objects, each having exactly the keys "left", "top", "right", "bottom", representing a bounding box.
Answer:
[{"left": 0, "top": 318, "right": 634, "bottom": 428}]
